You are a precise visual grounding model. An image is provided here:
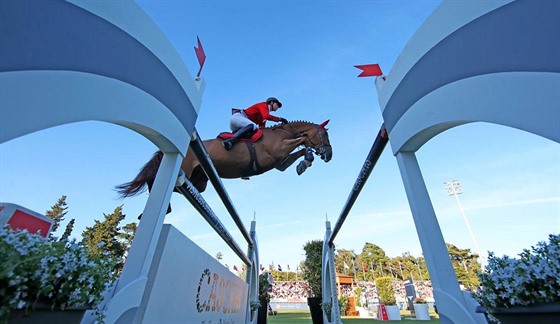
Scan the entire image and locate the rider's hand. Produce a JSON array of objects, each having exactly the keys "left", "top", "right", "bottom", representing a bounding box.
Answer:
[{"left": 279, "top": 118, "right": 288, "bottom": 124}]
